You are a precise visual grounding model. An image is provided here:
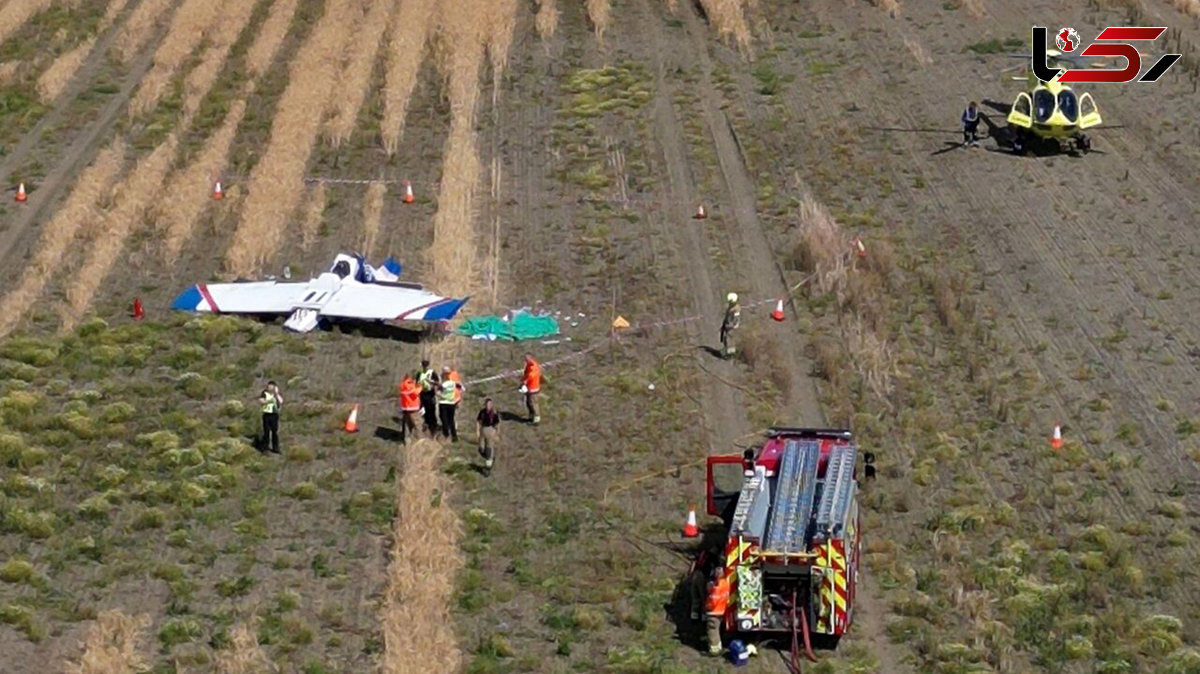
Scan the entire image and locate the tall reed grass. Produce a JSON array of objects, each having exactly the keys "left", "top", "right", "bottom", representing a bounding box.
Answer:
[
  {"left": 535, "top": 0, "right": 558, "bottom": 39},
  {"left": 182, "top": 0, "right": 259, "bottom": 119},
  {"left": 63, "top": 611, "right": 150, "bottom": 674},
  {"left": 226, "top": 0, "right": 359, "bottom": 276},
  {"left": 300, "top": 181, "right": 327, "bottom": 249},
  {"left": 382, "top": 0, "right": 436, "bottom": 155},
  {"left": 586, "top": 0, "right": 611, "bottom": 40},
  {"left": 381, "top": 439, "right": 464, "bottom": 674},
  {"left": 130, "top": 0, "right": 225, "bottom": 115},
  {"left": 62, "top": 136, "right": 178, "bottom": 332},
  {"left": 245, "top": 0, "right": 301, "bottom": 78},
  {"left": 214, "top": 620, "right": 274, "bottom": 674},
  {"left": 159, "top": 100, "right": 247, "bottom": 261},
  {"left": 699, "top": 0, "right": 752, "bottom": 55},
  {"left": 485, "top": 0, "right": 518, "bottom": 102},
  {"left": 0, "top": 141, "right": 124, "bottom": 338},
  {"left": 37, "top": 0, "right": 132, "bottom": 103},
  {"left": 361, "top": 181, "right": 386, "bottom": 256},
  {"left": 0, "top": 0, "right": 54, "bottom": 50},
  {"left": 113, "top": 0, "right": 174, "bottom": 63},
  {"left": 325, "top": 0, "right": 396, "bottom": 147}
]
